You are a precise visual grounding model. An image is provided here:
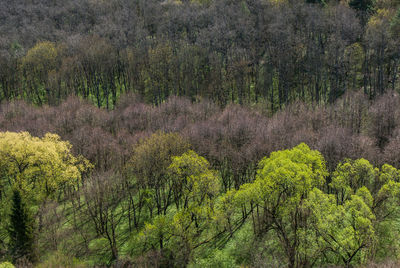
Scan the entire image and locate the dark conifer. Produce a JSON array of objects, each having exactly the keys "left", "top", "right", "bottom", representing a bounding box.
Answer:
[{"left": 8, "top": 189, "right": 35, "bottom": 263}]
